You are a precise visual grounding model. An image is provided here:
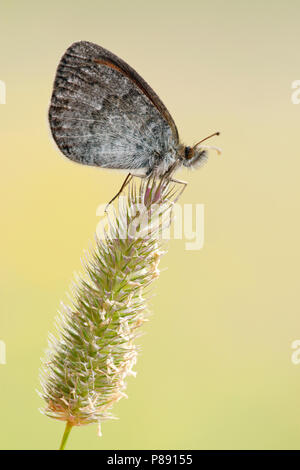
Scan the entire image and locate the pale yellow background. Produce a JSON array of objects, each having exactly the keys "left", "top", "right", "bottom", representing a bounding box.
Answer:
[{"left": 1, "top": 0, "right": 300, "bottom": 450}]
